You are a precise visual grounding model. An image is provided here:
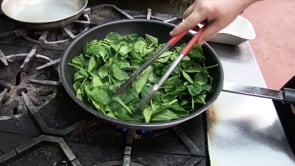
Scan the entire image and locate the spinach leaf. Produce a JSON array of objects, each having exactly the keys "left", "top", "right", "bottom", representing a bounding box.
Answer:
[
  {"left": 132, "top": 66, "right": 153, "bottom": 94},
  {"left": 110, "top": 64, "right": 129, "bottom": 81},
  {"left": 86, "top": 87, "right": 111, "bottom": 105},
  {"left": 145, "top": 34, "right": 158, "bottom": 47}
]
